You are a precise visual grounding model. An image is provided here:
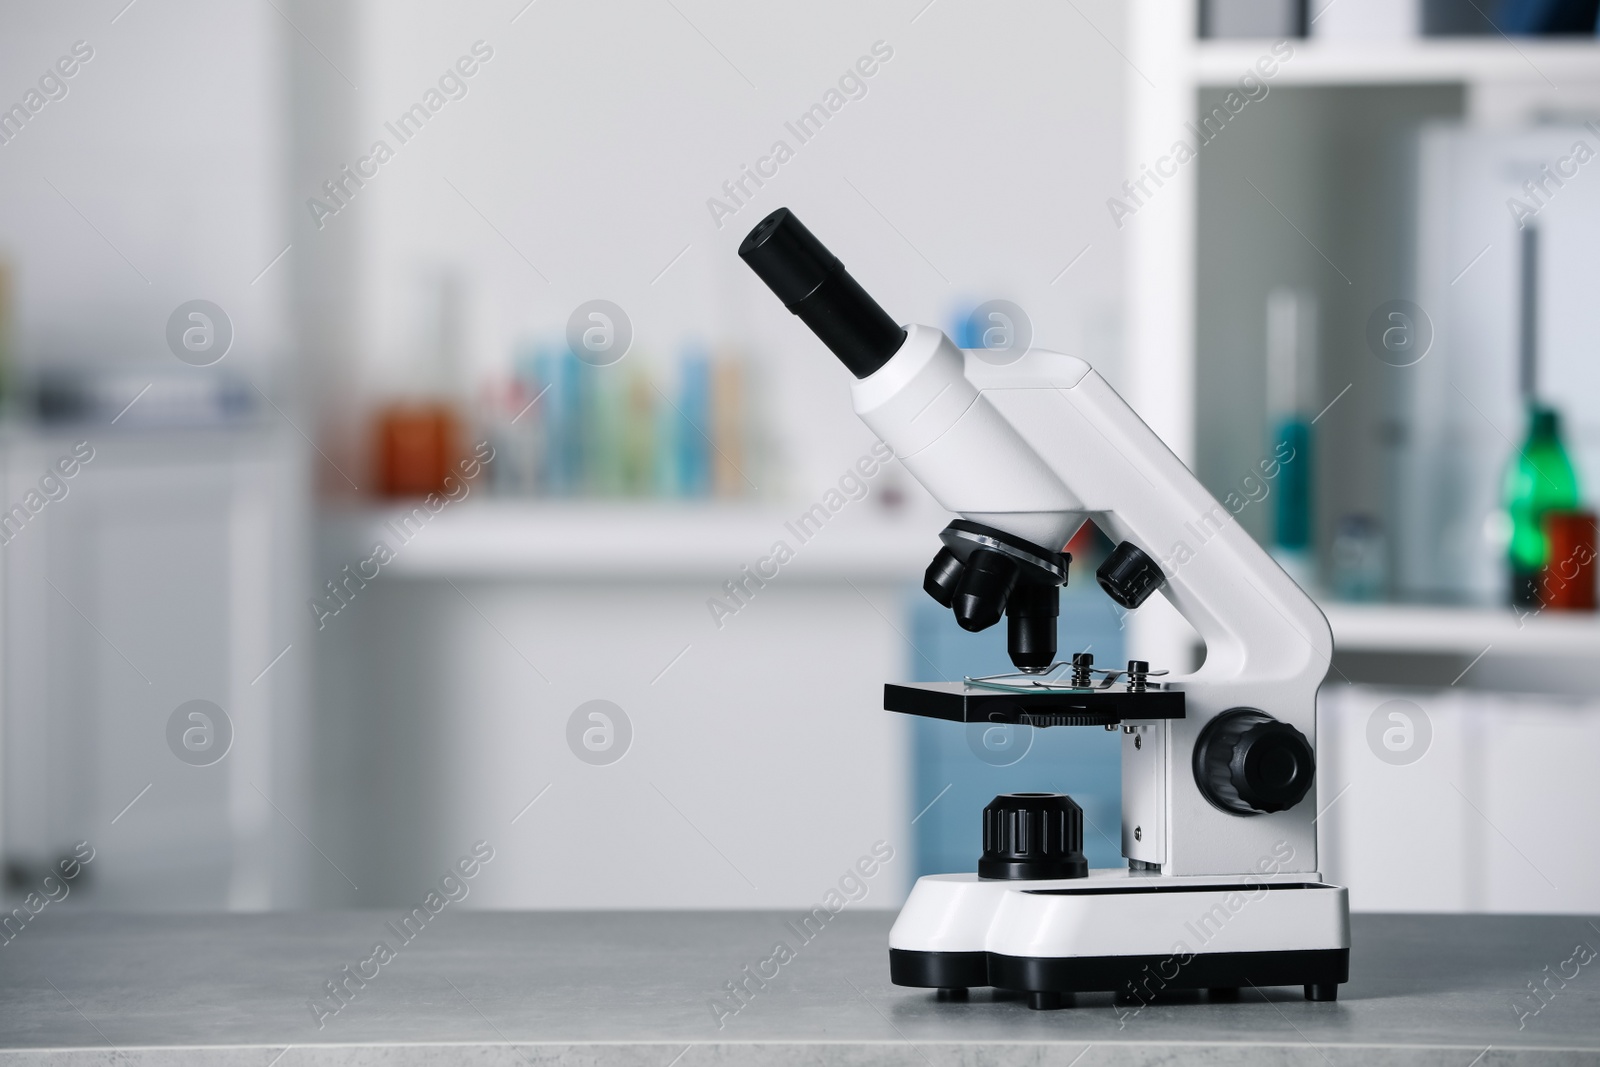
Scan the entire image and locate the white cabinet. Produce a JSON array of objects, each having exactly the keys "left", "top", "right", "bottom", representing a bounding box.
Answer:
[
  {"left": 310, "top": 500, "right": 923, "bottom": 909},
  {"left": 1320, "top": 682, "right": 1600, "bottom": 913},
  {"left": 2, "top": 428, "right": 309, "bottom": 909}
]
